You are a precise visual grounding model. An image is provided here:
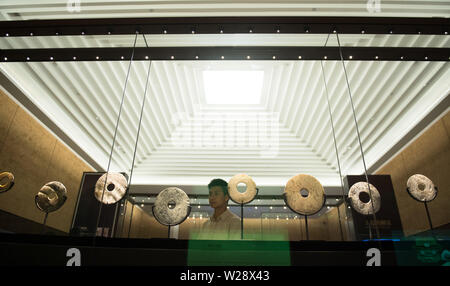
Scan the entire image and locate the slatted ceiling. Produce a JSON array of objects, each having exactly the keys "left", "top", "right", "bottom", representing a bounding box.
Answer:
[
  {"left": 0, "top": 0, "right": 449, "bottom": 19},
  {"left": 337, "top": 62, "right": 448, "bottom": 171},
  {"left": 314, "top": 34, "right": 446, "bottom": 167},
  {"left": 1, "top": 24, "right": 449, "bottom": 191},
  {"left": 4, "top": 34, "right": 450, "bottom": 52},
  {"left": 363, "top": 62, "right": 447, "bottom": 143}
]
